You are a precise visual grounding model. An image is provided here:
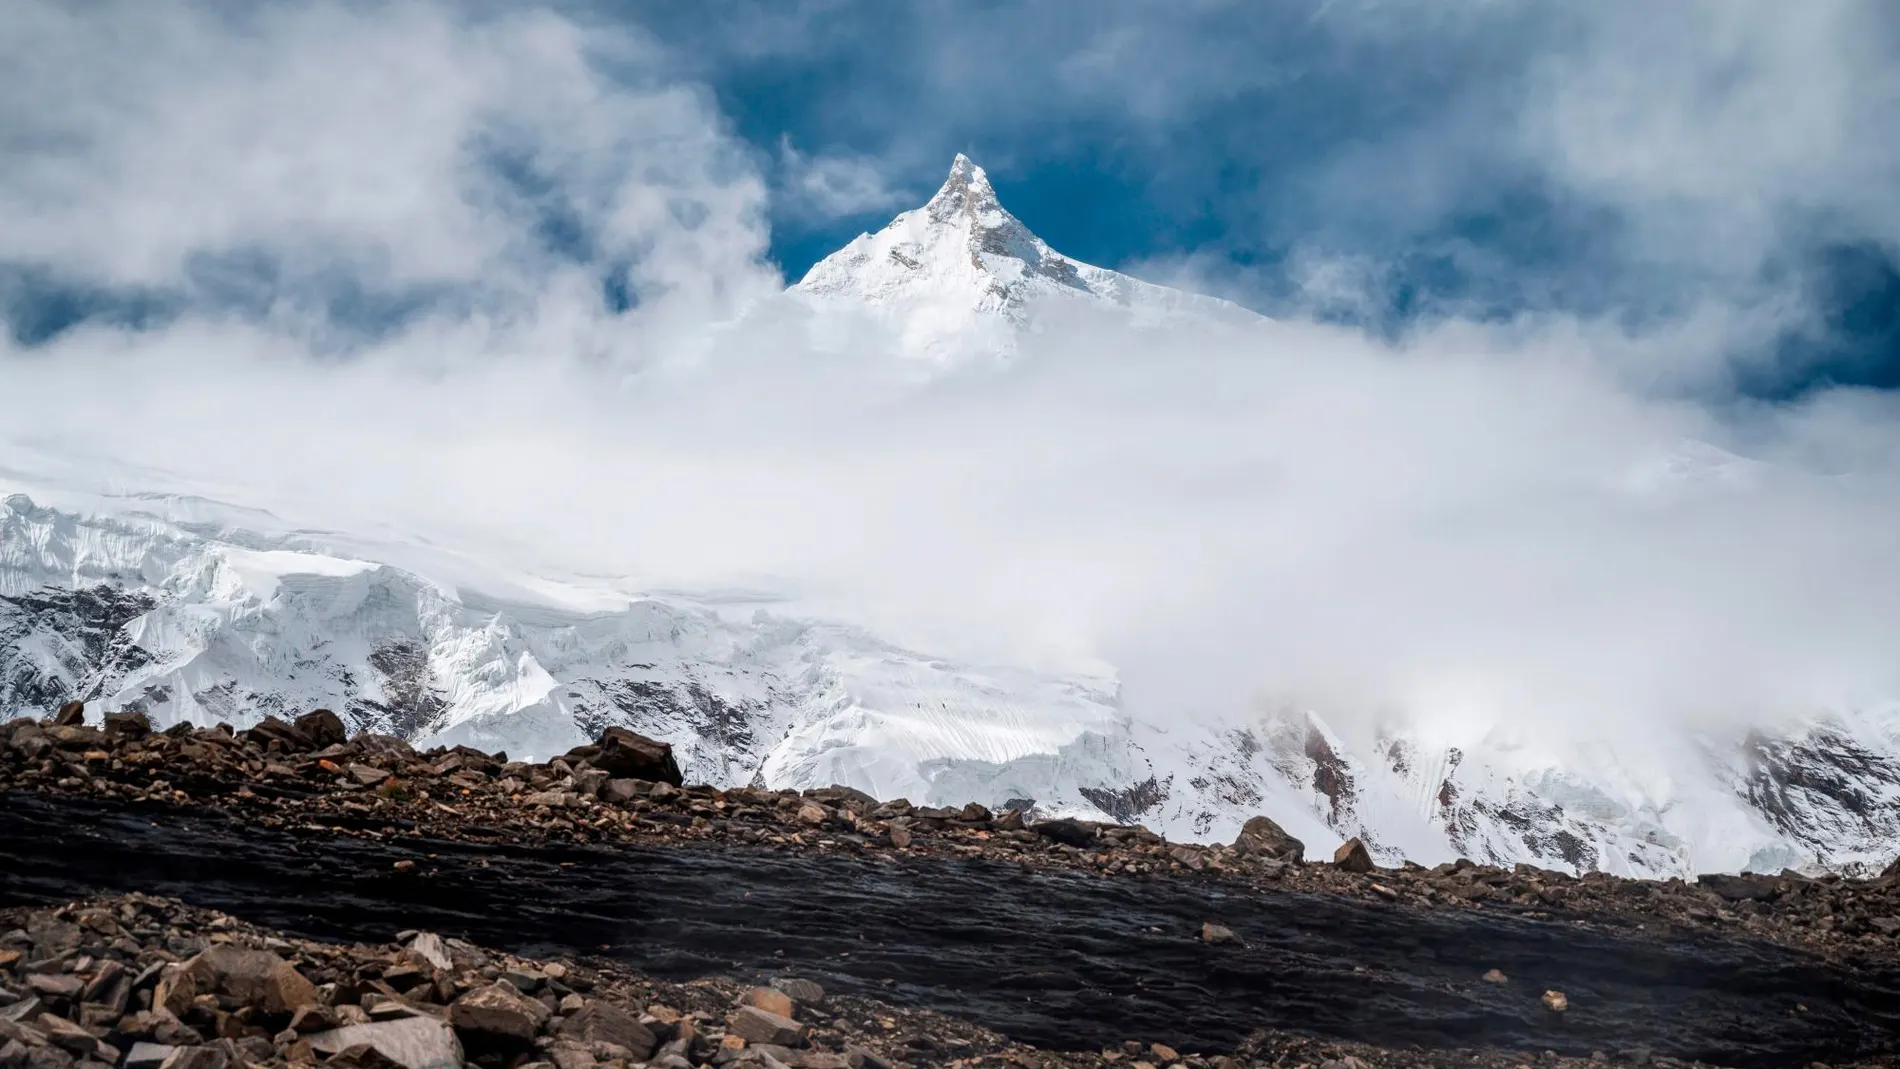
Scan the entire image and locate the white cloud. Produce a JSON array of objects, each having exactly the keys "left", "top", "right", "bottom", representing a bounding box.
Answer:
[
  {"left": 0, "top": 0, "right": 778, "bottom": 330},
  {"left": 775, "top": 137, "right": 909, "bottom": 222},
  {"left": 1519, "top": 0, "right": 1900, "bottom": 275}
]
